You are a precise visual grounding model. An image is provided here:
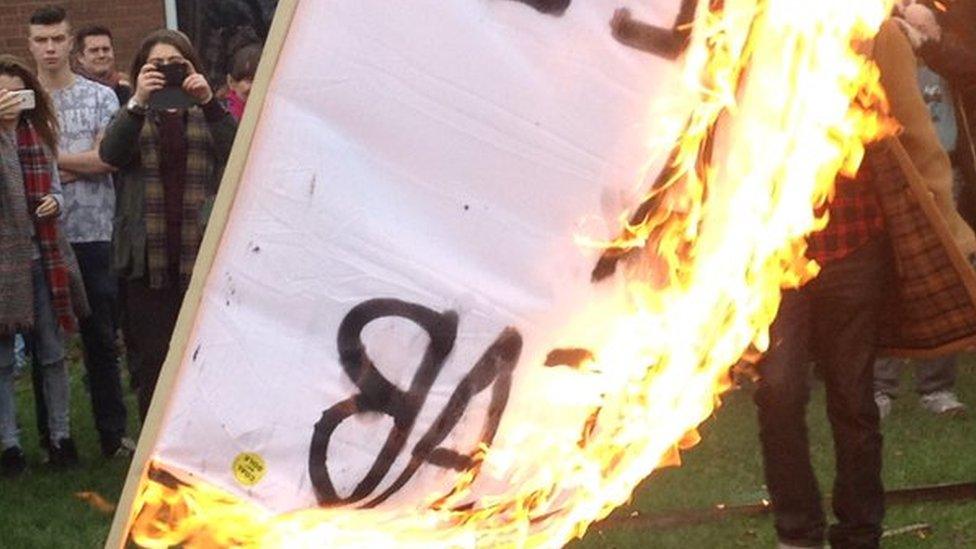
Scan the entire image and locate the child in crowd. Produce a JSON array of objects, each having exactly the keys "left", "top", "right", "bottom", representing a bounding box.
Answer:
[{"left": 224, "top": 44, "right": 262, "bottom": 122}]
